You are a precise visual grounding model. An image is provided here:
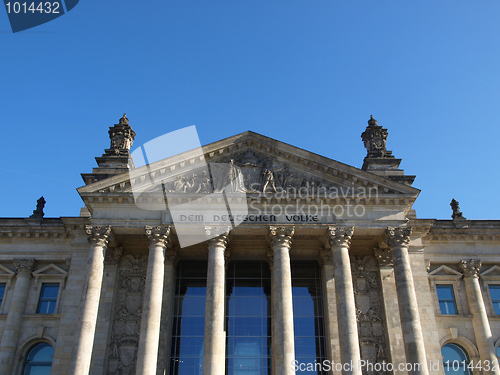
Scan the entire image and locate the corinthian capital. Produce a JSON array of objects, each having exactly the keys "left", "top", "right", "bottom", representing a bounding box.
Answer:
[
  {"left": 460, "top": 259, "right": 482, "bottom": 278},
  {"left": 269, "top": 226, "right": 294, "bottom": 249},
  {"left": 206, "top": 233, "right": 229, "bottom": 249},
  {"left": 385, "top": 226, "right": 412, "bottom": 248},
  {"left": 145, "top": 226, "right": 172, "bottom": 247},
  {"left": 86, "top": 225, "right": 113, "bottom": 247},
  {"left": 326, "top": 226, "right": 354, "bottom": 248},
  {"left": 14, "top": 259, "right": 35, "bottom": 275}
]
